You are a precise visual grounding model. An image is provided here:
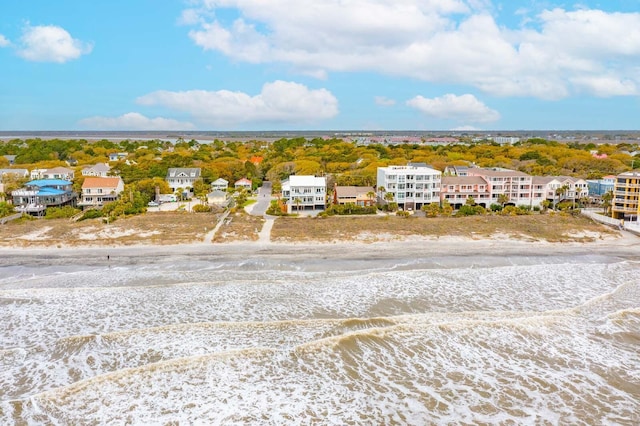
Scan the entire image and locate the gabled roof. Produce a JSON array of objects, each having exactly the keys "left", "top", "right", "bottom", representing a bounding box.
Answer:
[
  {"left": 442, "top": 176, "right": 487, "bottom": 185},
  {"left": 82, "top": 177, "right": 123, "bottom": 189},
  {"left": 83, "top": 163, "right": 111, "bottom": 172},
  {"left": 0, "top": 168, "right": 29, "bottom": 176},
  {"left": 334, "top": 186, "right": 375, "bottom": 197},
  {"left": 235, "top": 178, "right": 252, "bottom": 185},
  {"left": 288, "top": 175, "right": 326, "bottom": 187},
  {"left": 45, "top": 166, "right": 74, "bottom": 174},
  {"left": 167, "top": 168, "right": 201, "bottom": 178},
  {"left": 212, "top": 178, "right": 229, "bottom": 185},
  {"left": 208, "top": 190, "right": 228, "bottom": 197}
]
